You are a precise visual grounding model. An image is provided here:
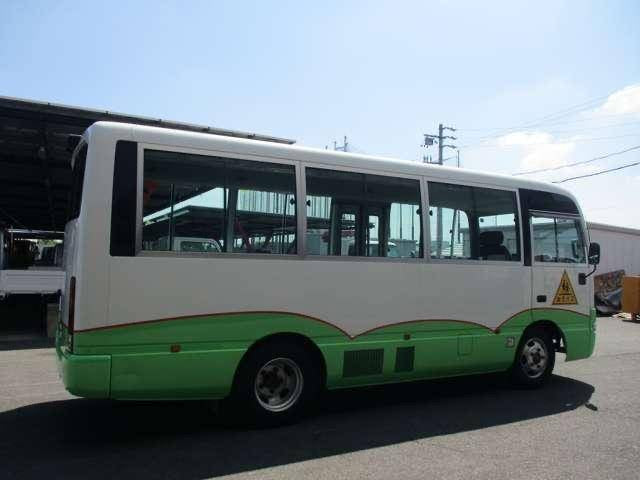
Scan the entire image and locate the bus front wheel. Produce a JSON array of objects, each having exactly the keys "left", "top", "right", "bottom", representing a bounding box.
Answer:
[
  {"left": 510, "top": 326, "right": 556, "bottom": 388},
  {"left": 225, "top": 340, "right": 321, "bottom": 425}
]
